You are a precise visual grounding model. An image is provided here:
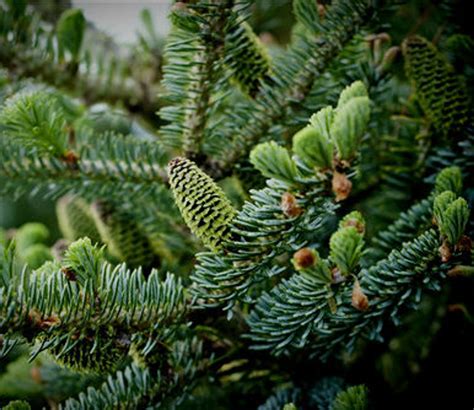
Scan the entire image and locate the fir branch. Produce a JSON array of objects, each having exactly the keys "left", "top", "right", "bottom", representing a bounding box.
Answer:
[
  {"left": 295, "top": 31, "right": 400, "bottom": 211},
  {"left": 185, "top": 82, "right": 370, "bottom": 315},
  {"left": 364, "top": 197, "right": 433, "bottom": 263},
  {"left": 0, "top": 90, "right": 69, "bottom": 157},
  {"left": 191, "top": 182, "right": 336, "bottom": 312},
  {"left": 258, "top": 387, "right": 302, "bottom": 410},
  {"left": 247, "top": 228, "right": 449, "bottom": 356},
  {"left": 190, "top": 81, "right": 370, "bottom": 312},
  {"left": 426, "top": 123, "right": 474, "bottom": 188},
  {"left": 61, "top": 364, "right": 155, "bottom": 409},
  {"left": 365, "top": 166, "right": 463, "bottom": 263},
  {"left": 246, "top": 267, "right": 331, "bottom": 352},
  {"left": 292, "top": 0, "right": 322, "bottom": 35},
  {"left": 0, "top": 4, "right": 161, "bottom": 119},
  {"left": 0, "top": 132, "right": 188, "bottom": 265},
  {"left": 258, "top": 377, "right": 350, "bottom": 410},
  {"left": 0, "top": 135, "right": 169, "bottom": 205},
  {"left": 246, "top": 166, "right": 470, "bottom": 356},
  {"left": 313, "top": 230, "right": 455, "bottom": 359},
  {"left": 204, "top": 0, "right": 374, "bottom": 176},
  {"left": 60, "top": 338, "right": 203, "bottom": 409},
  {"left": 159, "top": 0, "right": 235, "bottom": 157},
  {"left": 0, "top": 2, "right": 473, "bottom": 406},
  {"left": 0, "top": 239, "right": 187, "bottom": 371}
]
